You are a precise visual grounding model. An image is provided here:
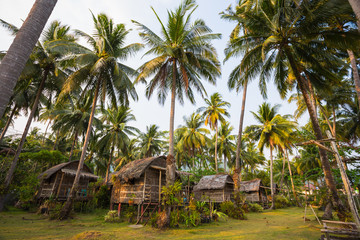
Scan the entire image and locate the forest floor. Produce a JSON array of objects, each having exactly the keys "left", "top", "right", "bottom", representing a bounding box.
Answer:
[{"left": 0, "top": 206, "right": 323, "bottom": 239}]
